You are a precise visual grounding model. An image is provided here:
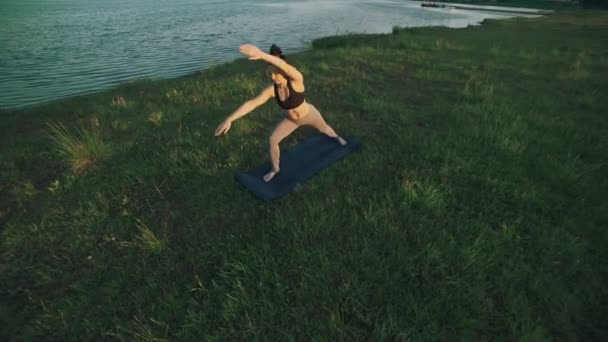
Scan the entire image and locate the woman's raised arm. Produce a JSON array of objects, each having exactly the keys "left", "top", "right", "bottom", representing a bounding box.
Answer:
[{"left": 239, "top": 44, "right": 303, "bottom": 82}]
